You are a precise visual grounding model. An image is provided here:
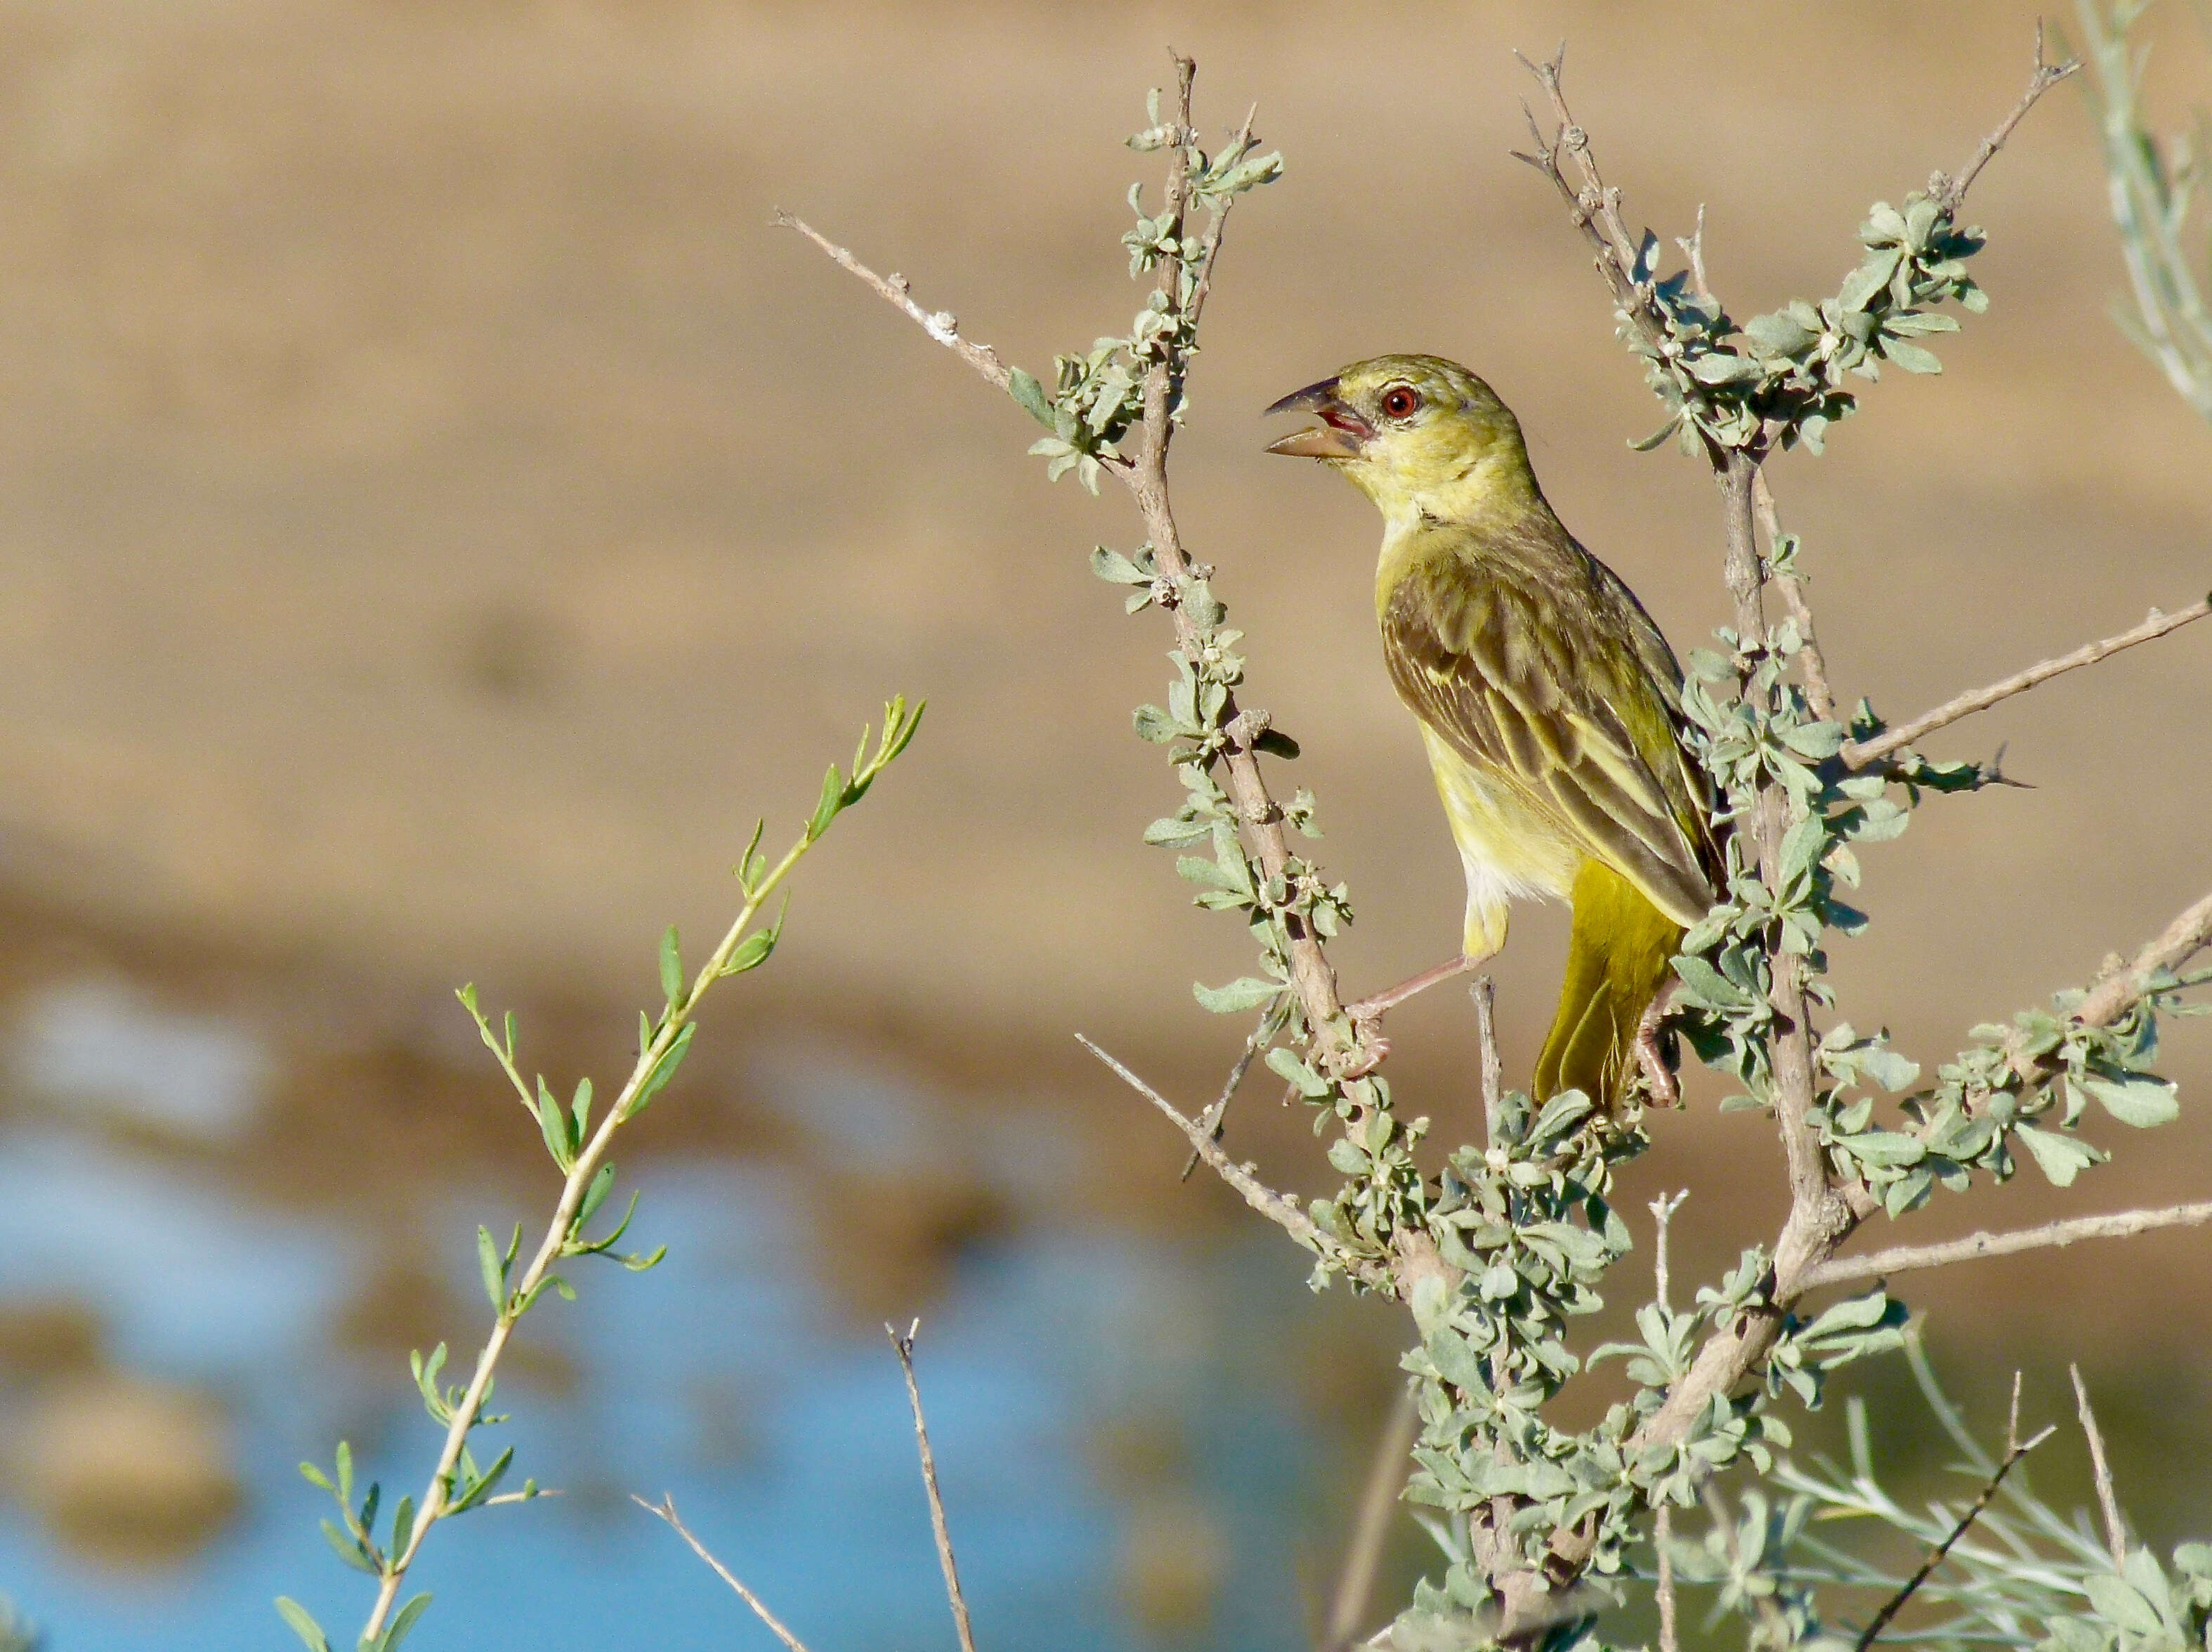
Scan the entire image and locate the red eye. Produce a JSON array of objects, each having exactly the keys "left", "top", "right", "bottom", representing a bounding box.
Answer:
[{"left": 1381, "top": 385, "right": 1420, "bottom": 420}]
